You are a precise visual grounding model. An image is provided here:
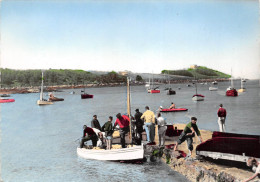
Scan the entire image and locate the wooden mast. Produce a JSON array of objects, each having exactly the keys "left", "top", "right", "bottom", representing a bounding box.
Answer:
[{"left": 127, "top": 77, "right": 132, "bottom": 143}]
